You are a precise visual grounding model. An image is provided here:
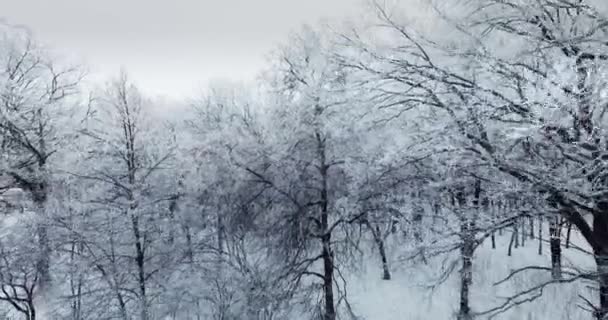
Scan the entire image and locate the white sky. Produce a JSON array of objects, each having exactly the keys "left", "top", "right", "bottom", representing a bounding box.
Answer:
[{"left": 0, "top": 0, "right": 363, "bottom": 98}]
